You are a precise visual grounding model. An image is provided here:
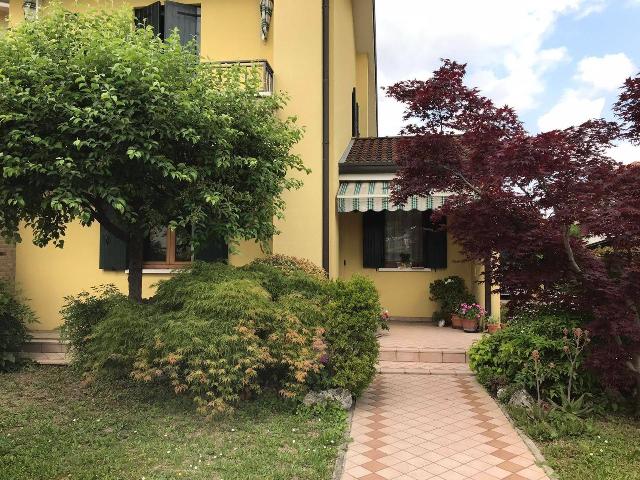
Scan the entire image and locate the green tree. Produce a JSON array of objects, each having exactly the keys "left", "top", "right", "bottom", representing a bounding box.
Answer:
[{"left": 0, "top": 5, "right": 304, "bottom": 301}]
